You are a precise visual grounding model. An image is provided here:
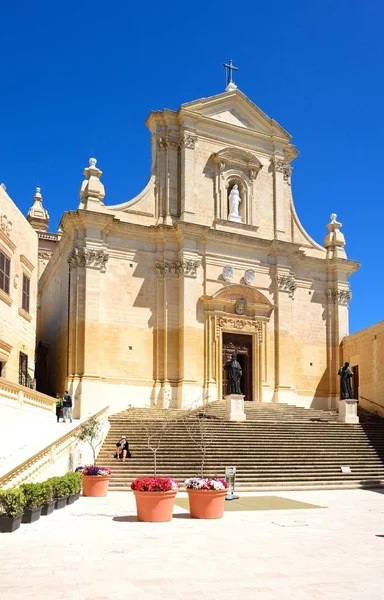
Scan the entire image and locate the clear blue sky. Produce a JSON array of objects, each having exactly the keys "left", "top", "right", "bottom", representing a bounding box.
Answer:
[{"left": 1, "top": 0, "right": 382, "bottom": 333}]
